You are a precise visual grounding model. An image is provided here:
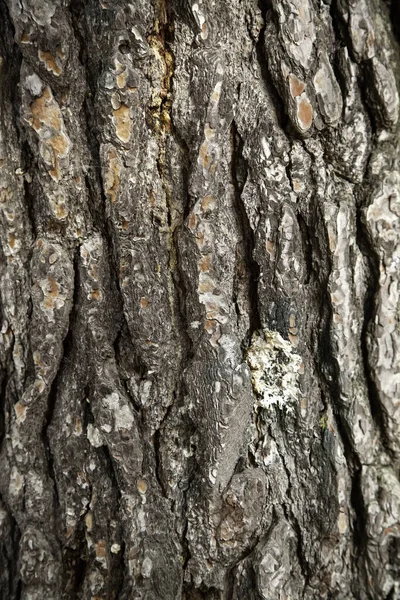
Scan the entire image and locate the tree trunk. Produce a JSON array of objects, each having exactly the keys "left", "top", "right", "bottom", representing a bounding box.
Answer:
[{"left": 0, "top": 0, "right": 400, "bottom": 598}]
